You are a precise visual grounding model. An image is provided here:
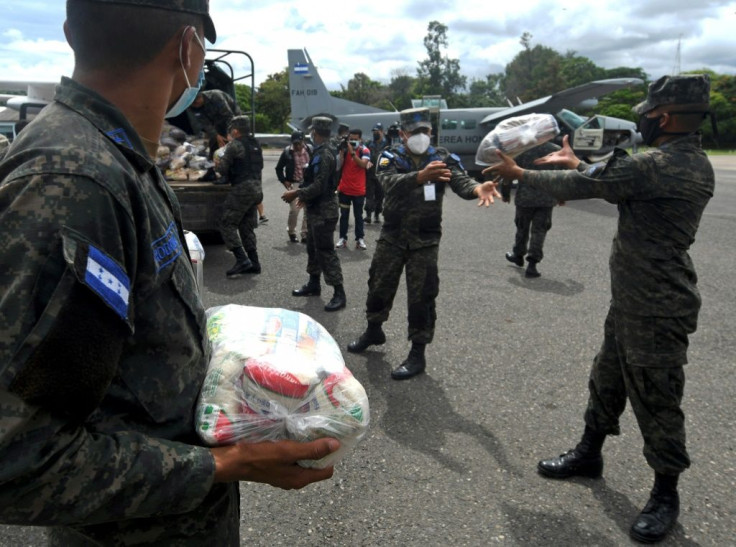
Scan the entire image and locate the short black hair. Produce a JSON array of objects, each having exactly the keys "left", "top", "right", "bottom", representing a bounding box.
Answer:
[
  {"left": 349, "top": 128, "right": 362, "bottom": 138},
  {"left": 66, "top": 0, "right": 203, "bottom": 72}
]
